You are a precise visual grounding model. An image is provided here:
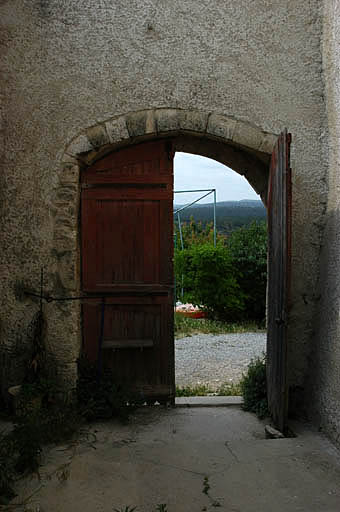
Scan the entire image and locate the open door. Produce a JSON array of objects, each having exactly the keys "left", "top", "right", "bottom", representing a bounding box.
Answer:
[
  {"left": 267, "top": 129, "right": 292, "bottom": 432},
  {"left": 81, "top": 140, "right": 175, "bottom": 403}
]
